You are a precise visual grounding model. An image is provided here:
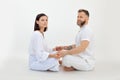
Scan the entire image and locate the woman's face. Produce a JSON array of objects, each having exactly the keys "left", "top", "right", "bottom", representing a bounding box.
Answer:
[{"left": 36, "top": 16, "right": 48, "bottom": 28}]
